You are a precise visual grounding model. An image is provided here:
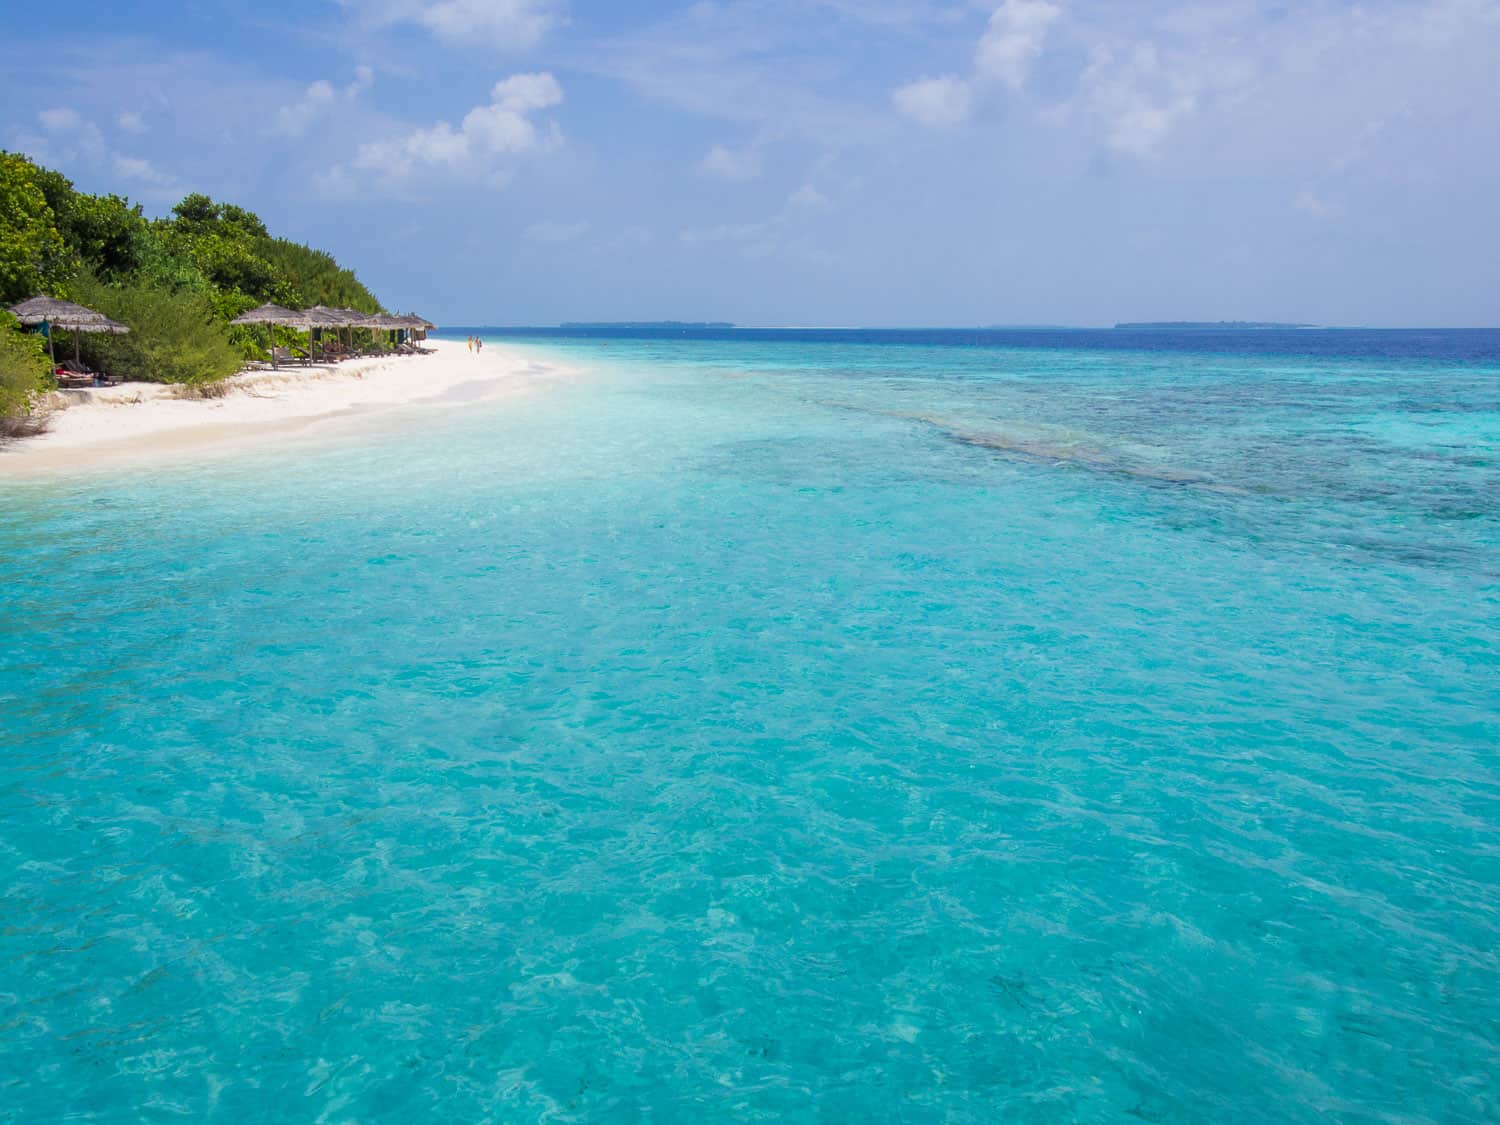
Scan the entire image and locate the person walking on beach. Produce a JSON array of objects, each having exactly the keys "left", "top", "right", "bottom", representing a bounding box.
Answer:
[
  {"left": 467, "top": 335, "right": 474, "bottom": 353},
  {"left": 476, "top": 337, "right": 484, "bottom": 353}
]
